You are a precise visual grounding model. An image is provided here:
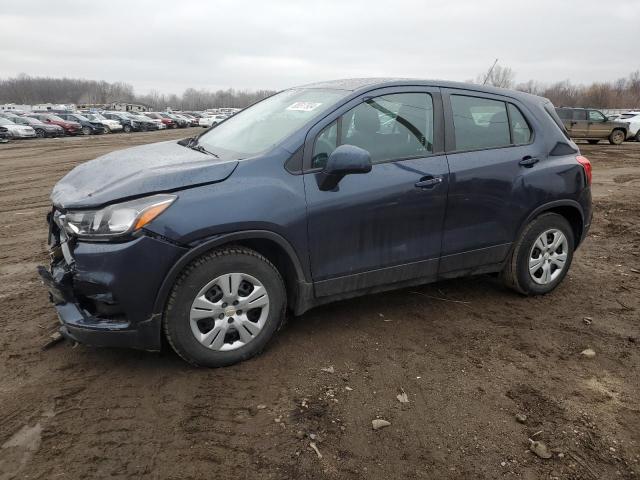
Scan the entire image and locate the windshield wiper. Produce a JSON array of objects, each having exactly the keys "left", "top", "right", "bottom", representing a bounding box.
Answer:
[
  {"left": 190, "top": 144, "right": 219, "bottom": 158},
  {"left": 178, "top": 137, "right": 220, "bottom": 158}
]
